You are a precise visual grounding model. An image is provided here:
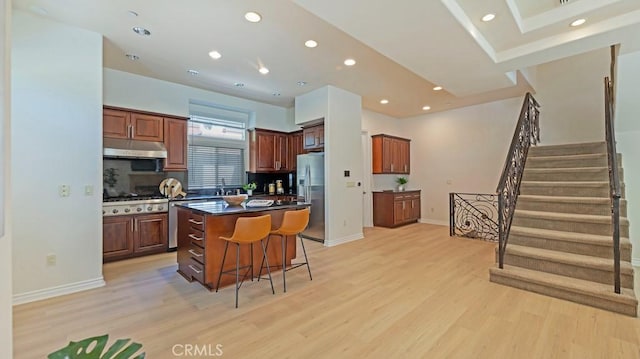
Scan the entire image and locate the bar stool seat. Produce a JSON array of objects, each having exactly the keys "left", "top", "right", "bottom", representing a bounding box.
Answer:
[
  {"left": 260, "top": 207, "right": 312, "bottom": 292},
  {"left": 215, "top": 214, "right": 274, "bottom": 308}
]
